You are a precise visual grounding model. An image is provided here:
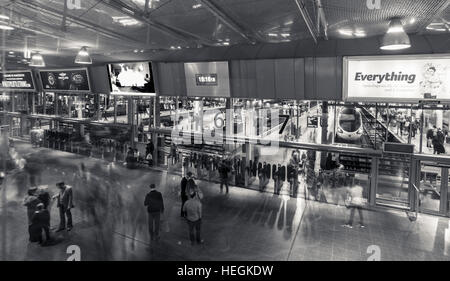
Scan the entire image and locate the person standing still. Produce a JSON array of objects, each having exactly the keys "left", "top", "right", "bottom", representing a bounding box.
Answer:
[
  {"left": 53, "top": 182, "right": 74, "bottom": 232},
  {"left": 342, "top": 182, "right": 365, "bottom": 228},
  {"left": 144, "top": 184, "right": 164, "bottom": 242},
  {"left": 219, "top": 162, "right": 230, "bottom": 194},
  {"left": 182, "top": 192, "right": 204, "bottom": 245},
  {"left": 180, "top": 172, "right": 191, "bottom": 217}
]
